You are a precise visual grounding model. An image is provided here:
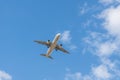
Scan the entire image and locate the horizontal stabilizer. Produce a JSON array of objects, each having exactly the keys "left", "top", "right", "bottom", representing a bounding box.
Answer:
[{"left": 40, "top": 54, "right": 53, "bottom": 59}]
